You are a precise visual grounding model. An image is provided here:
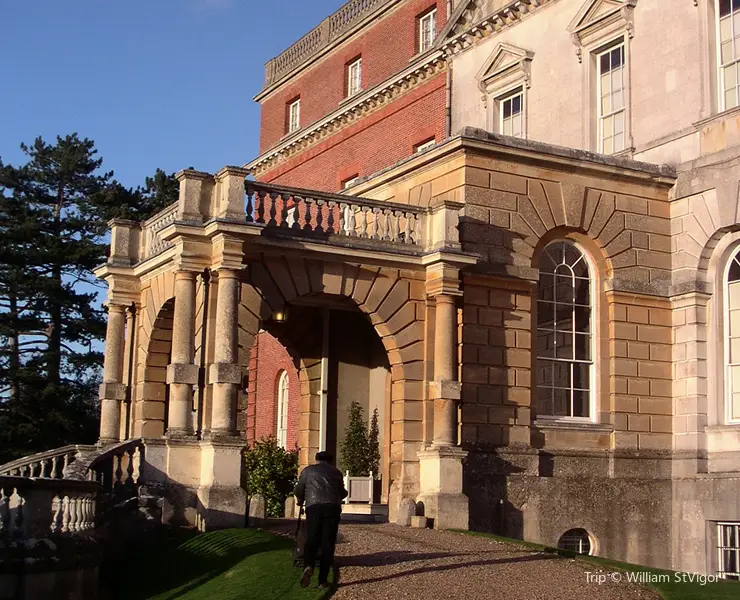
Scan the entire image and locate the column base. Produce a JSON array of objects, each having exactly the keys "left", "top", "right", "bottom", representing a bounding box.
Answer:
[
  {"left": 197, "top": 439, "right": 247, "bottom": 531},
  {"left": 417, "top": 445, "right": 469, "bottom": 530}
]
